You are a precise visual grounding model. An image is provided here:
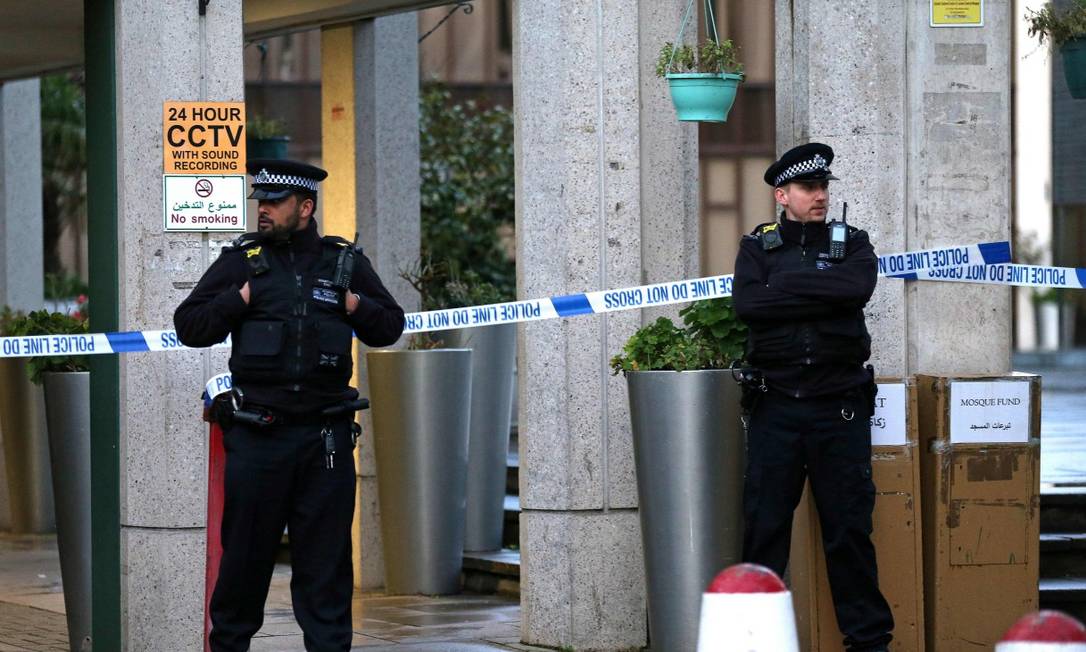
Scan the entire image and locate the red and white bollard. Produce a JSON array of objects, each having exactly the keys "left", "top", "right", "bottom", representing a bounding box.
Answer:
[
  {"left": 997, "top": 611, "right": 1086, "bottom": 652},
  {"left": 696, "top": 563, "right": 800, "bottom": 652}
]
